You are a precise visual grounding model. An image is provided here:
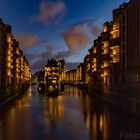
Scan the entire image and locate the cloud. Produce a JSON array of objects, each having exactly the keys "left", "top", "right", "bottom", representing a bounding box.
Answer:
[
  {"left": 31, "top": 58, "right": 46, "bottom": 72},
  {"left": 25, "top": 53, "right": 39, "bottom": 62},
  {"left": 31, "top": 58, "right": 79, "bottom": 72},
  {"left": 58, "top": 20, "right": 101, "bottom": 60},
  {"left": 30, "top": 19, "right": 102, "bottom": 71},
  {"left": 35, "top": 1, "right": 66, "bottom": 25},
  {"left": 30, "top": 45, "right": 56, "bottom": 71},
  {"left": 41, "top": 48, "right": 54, "bottom": 60},
  {"left": 72, "top": 19, "right": 102, "bottom": 37},
  {"left": 14, "top": 33, "right": 40, "bottom": 49},
  {"left": 30, "top": 45, "right": 80, "bottom": 71},
  {"left": 26, "top": 53, "right": 38, "bottom": 60},
  {"left": 87, "top": 21, "right": 102, "bottom": 37},
  {"left": 60, "top": 19, "right": 102, "bottom": 57},
  {"left": 61, "top": 24, "right": 90, "bottom": 55},
  {"left": 65, "top": 62, "right": 80, "bottom": 71}
]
